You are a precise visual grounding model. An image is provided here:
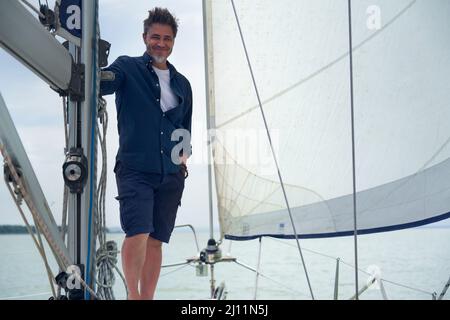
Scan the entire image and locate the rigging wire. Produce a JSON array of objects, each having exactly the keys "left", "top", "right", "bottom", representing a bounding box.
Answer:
[
  {"left": 59, "top": 96, "right": 69, "bottom": 298},
  {"left": 30, "top": 208, "right": 57, "bottom": 298},
  {"left": 234, "top": 260, "right": 308, "bottom": 298},
  {"left": 160, "top": 263, "right": 192, "bottom": 277},
  {"left": 1, "top": 144, "right": 102, "bottom": 300},
  {"left": 230, "top": 0, "right": 315, "bottom": 300},
  {"left": 269, "top": 237, "right": 435, "bottom": 297},
  {"left": 0, "top": 144, "right": 70, "bottom": 270},
  {"left": 3, "top": 171, "right": 57, "bottom": 299},
  {"left": 253, "top": 237, "right": 263, "bottom": 300},
  {"left": 347, "top": 0, "right": 360, "bottom": 300},
  {"left": 339, "top": 260, "right": 434, "bottom": 297}
]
